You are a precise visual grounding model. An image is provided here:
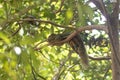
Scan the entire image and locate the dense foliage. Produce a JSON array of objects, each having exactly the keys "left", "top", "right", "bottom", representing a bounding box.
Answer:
[{"left": 0, "top": 0, "right": 111, "bottom": 80}]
